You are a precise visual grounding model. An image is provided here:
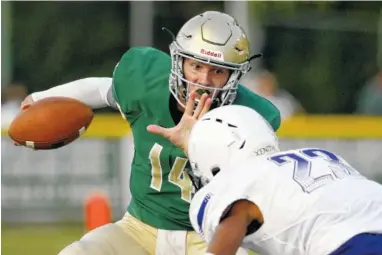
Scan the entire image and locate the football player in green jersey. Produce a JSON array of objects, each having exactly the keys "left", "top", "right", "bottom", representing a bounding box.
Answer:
[{"left": 20, "top": 11, "right": 280, "bottom": 255}]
